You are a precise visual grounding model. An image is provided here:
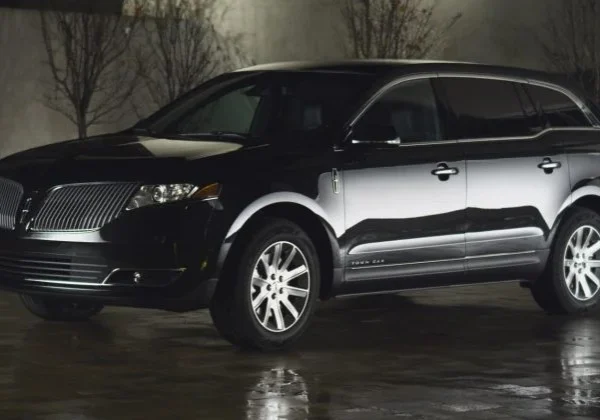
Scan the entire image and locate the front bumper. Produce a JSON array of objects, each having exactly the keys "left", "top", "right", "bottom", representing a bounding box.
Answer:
[{"left": 0, "top": 201, "right": 225, "bottom": 311}]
